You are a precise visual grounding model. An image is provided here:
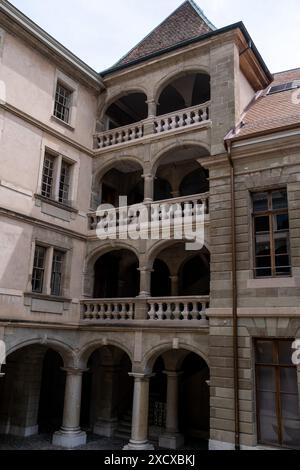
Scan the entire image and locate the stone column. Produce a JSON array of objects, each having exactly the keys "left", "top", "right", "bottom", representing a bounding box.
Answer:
[
  {"left": 159, "top": 371, "right": 184, "bottom": 449},
  {"left": 124, "top": 373, "right": 154, "bottom": 450},
  {"left": 169, "top": 276, "right": 179, "bottom": 297},
  {"left": 143, "top": 100, "right": 157, "bottom": 136},
  {"left": 52, "top": 368, "right": 87, "bottom": 448},
  {"left": 143, "top": 174, "right": 154, "bottom": 203},
  {"left": 138, "top": 267, "right": 152, "bottom": 298},
  {"left": 93, "top": 365, "right": 119, "bottom": 437}
]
